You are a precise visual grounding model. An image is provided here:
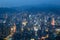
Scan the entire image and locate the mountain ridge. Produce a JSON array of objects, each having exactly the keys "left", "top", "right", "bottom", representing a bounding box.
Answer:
[{"left": 0, "top": 5, "right": 60, "bottom": 15}]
